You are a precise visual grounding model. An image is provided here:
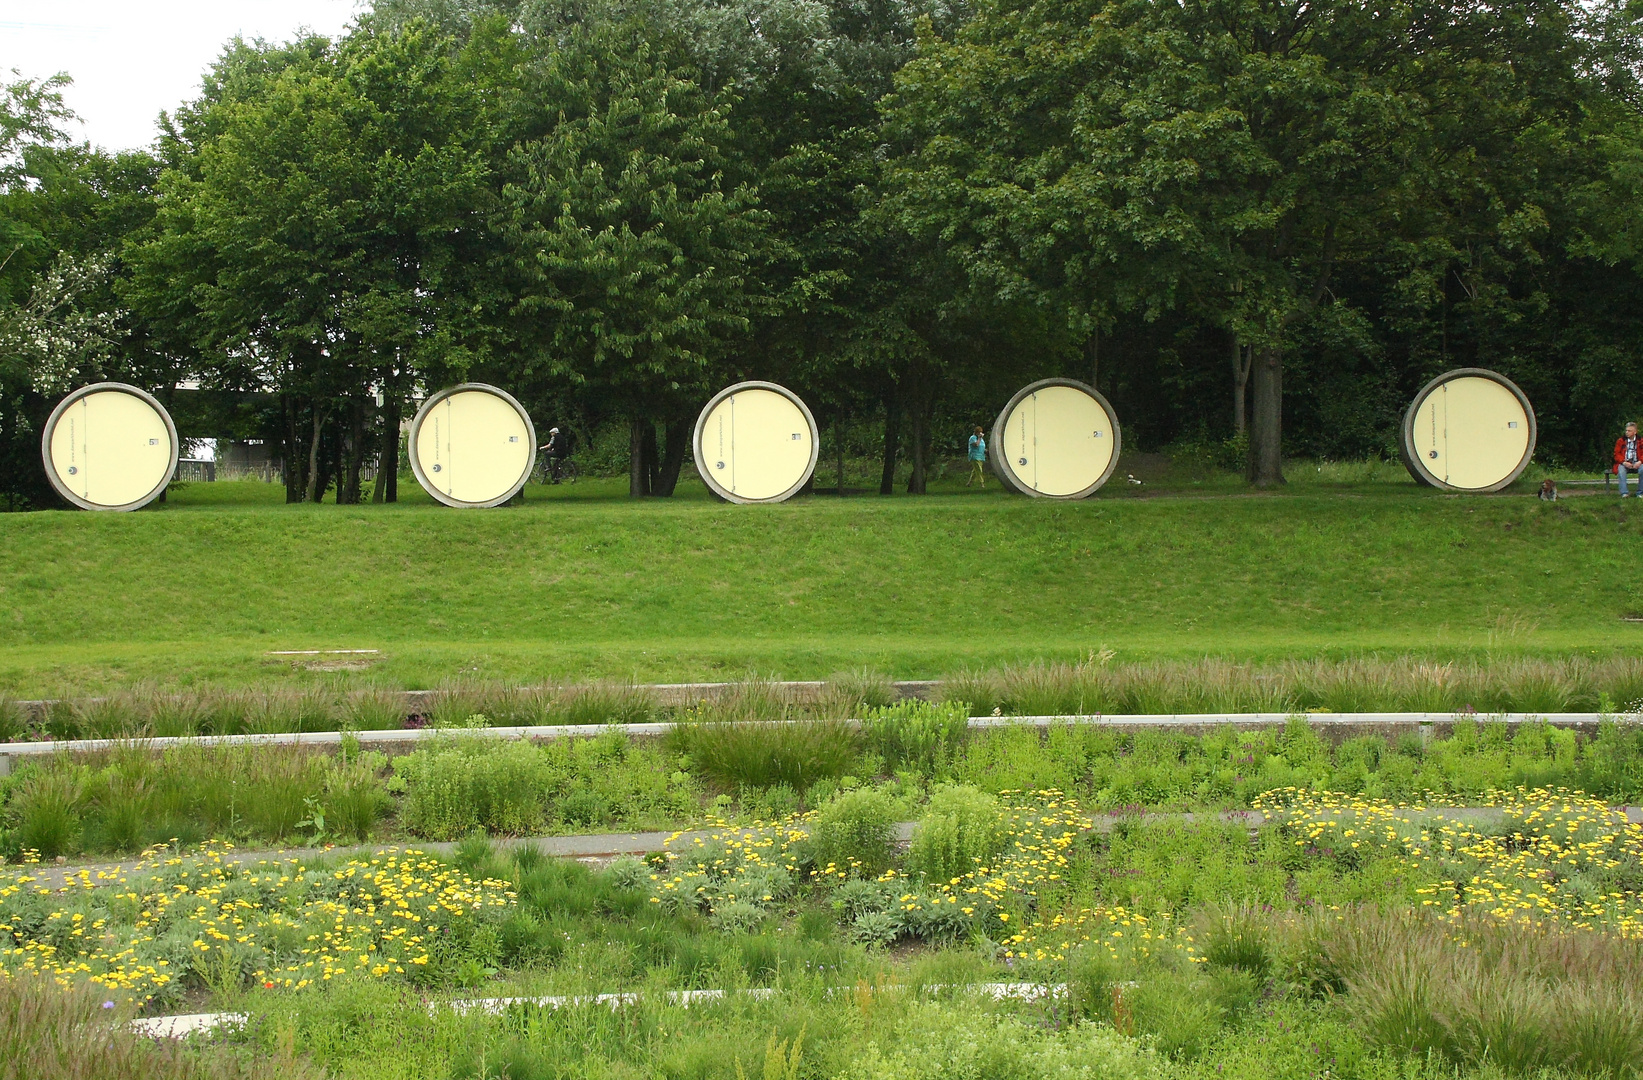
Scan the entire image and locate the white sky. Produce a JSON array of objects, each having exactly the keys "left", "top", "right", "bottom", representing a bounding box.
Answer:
[{"left": 1, "top": 1, "right": 361, "bottom": 153}]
